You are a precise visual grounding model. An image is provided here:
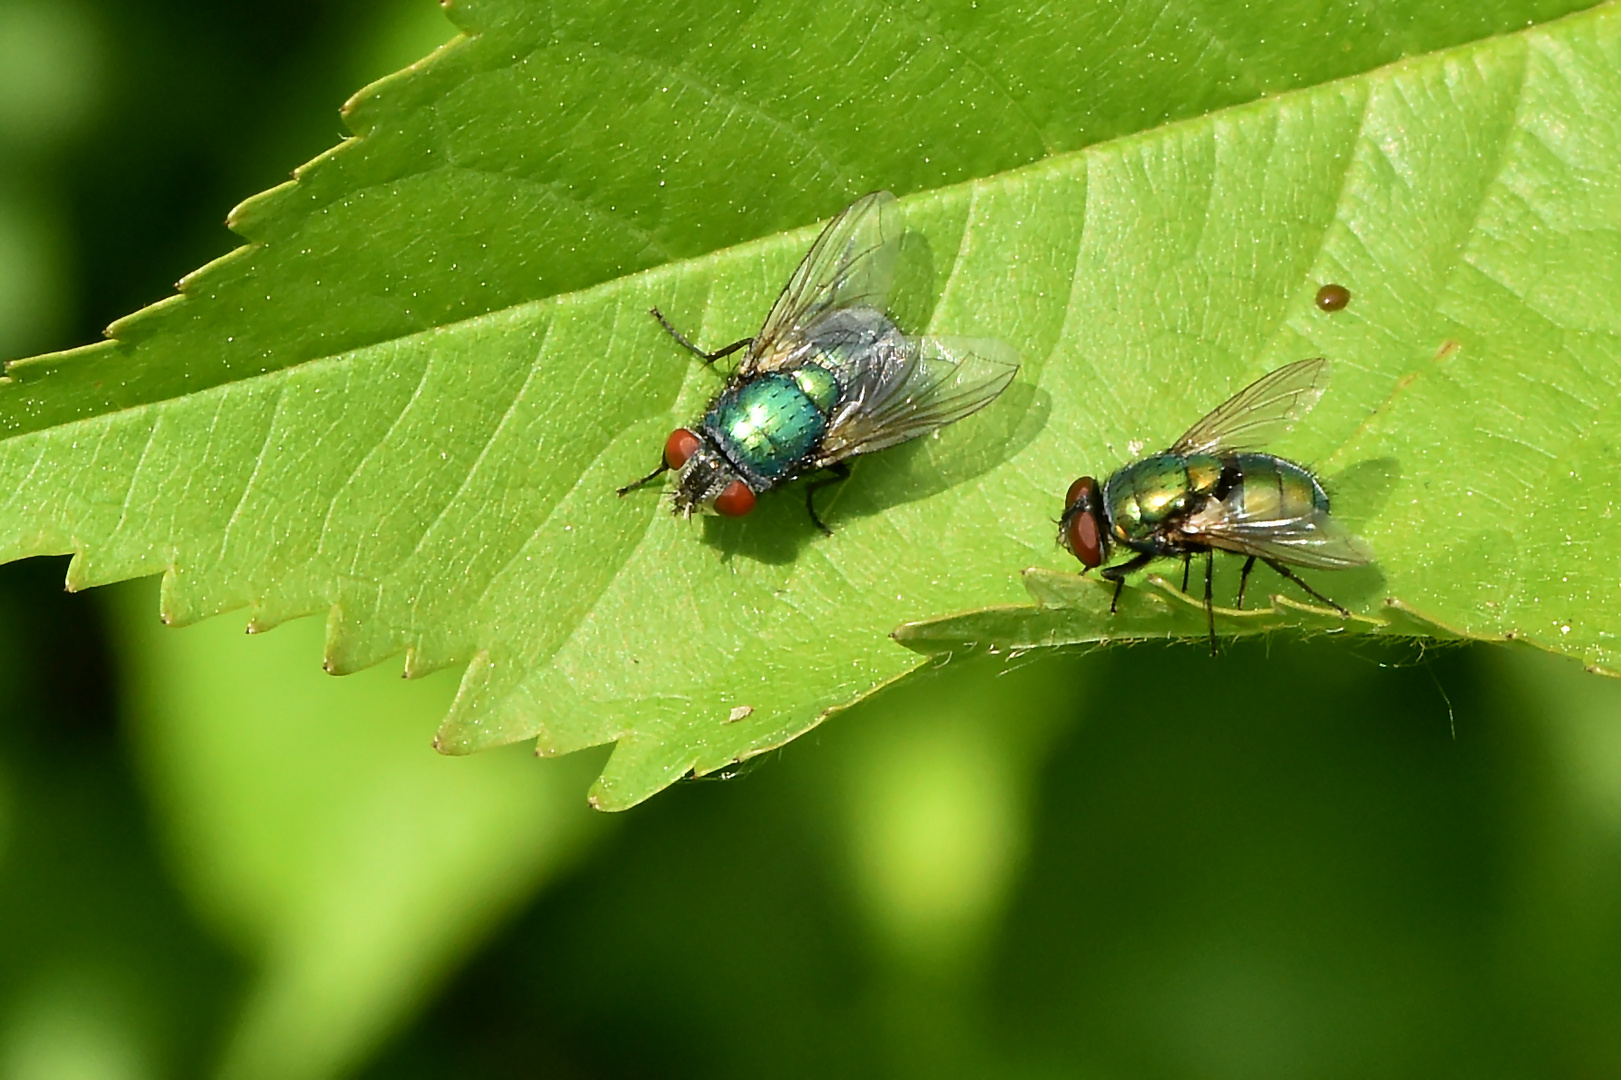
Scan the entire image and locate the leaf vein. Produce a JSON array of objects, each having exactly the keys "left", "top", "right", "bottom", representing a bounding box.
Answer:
[{"left": 217, "top": 382, "right": 289, "bottom": 564}]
